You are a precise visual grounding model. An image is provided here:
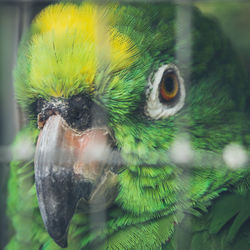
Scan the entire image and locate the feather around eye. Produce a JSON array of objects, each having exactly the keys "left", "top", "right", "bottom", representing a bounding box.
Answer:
[{"left": 145, "top": 64, "right": 185, "bottom": 120}]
